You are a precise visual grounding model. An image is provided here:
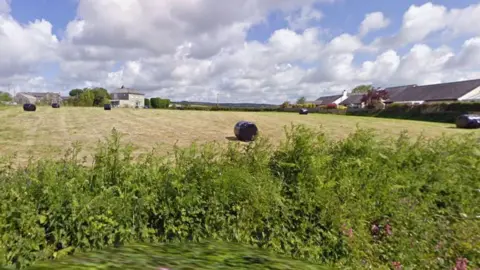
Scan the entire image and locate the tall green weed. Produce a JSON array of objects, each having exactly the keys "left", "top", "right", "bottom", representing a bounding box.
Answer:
[{"left": 0, "top": 125, "right": 478, "bottom": 269}]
